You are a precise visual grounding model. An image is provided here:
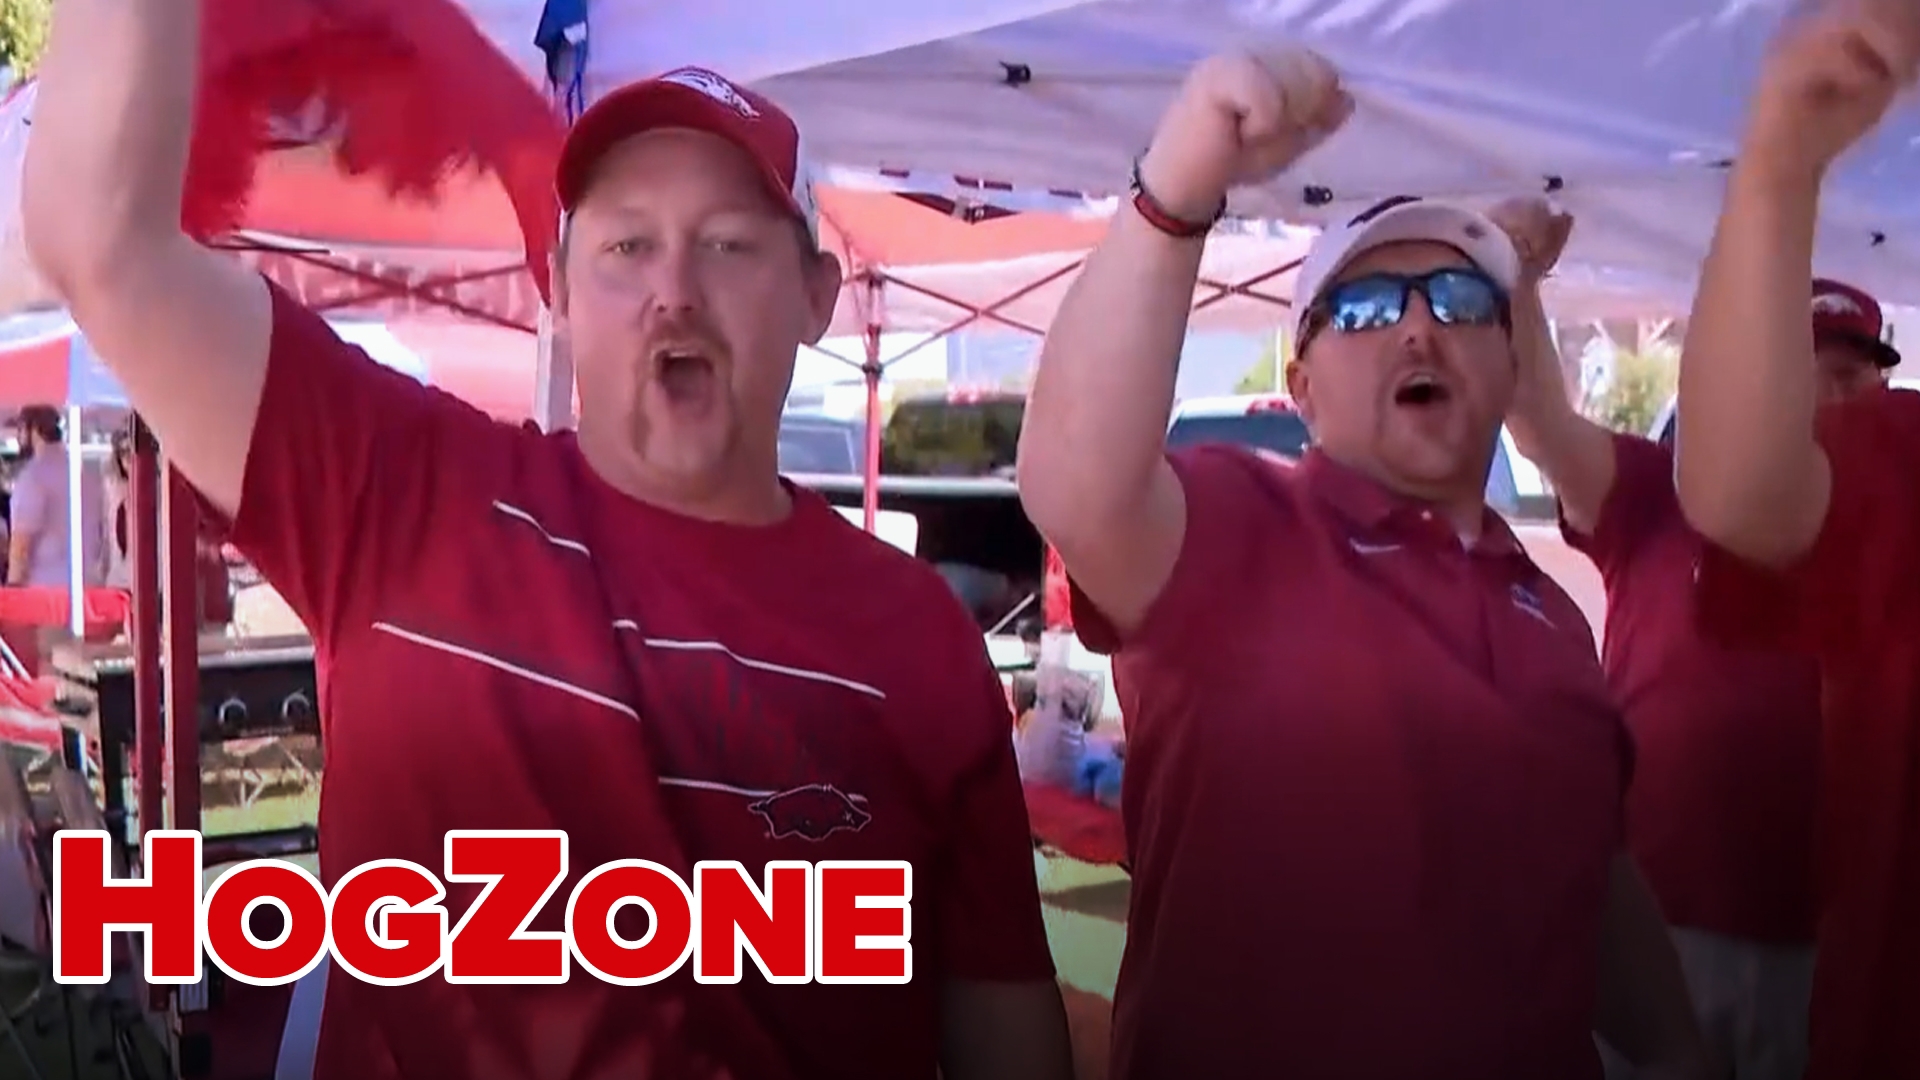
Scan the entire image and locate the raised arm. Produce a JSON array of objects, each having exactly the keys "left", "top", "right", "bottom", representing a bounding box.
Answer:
[
  {"left": 23, "top": 0, "right": 496, "bottom": 648},
  {"left": 1489, "top": 200, "right": 1620, "bottom": 535},
  {"left": 1016, "top": 51, "right": 1351, "bottom": 637},
  {"left": 1675, "top": 3, "right": 1920, "bottom": 568},
  {"left": 23, "top": 0, "right": 271, "bottom": 520}
]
